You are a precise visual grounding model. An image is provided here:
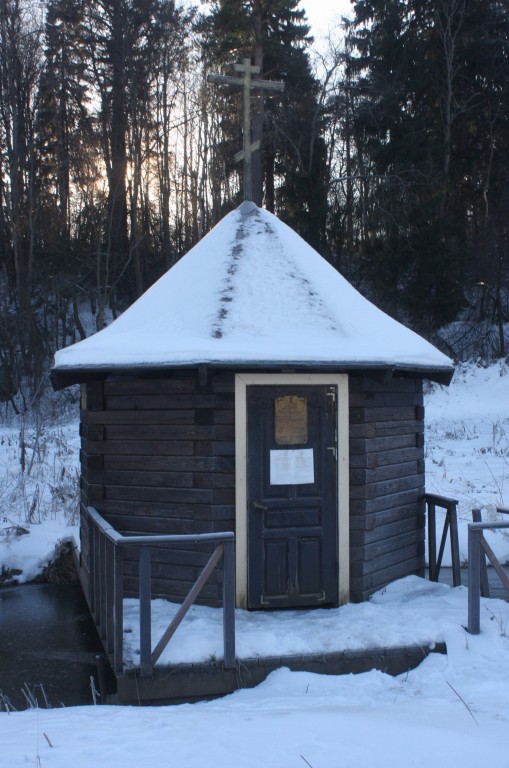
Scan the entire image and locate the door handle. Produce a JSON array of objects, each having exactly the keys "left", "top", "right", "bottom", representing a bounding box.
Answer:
[{"left": 253, "top": 501, "right": 268, "bottom": 511}]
